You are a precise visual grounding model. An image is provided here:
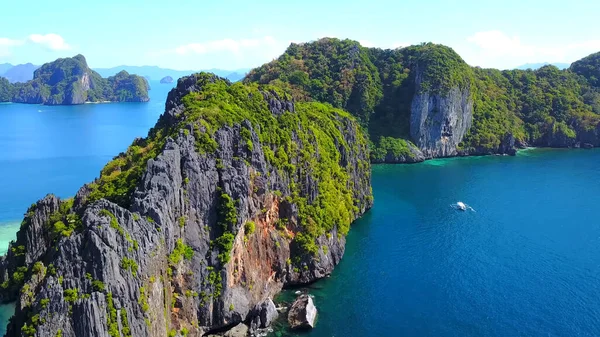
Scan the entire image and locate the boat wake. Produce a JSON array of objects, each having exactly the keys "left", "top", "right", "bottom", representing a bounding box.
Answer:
[{"left": 451, "top": 201, "right": 476, "bottom": 212}]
